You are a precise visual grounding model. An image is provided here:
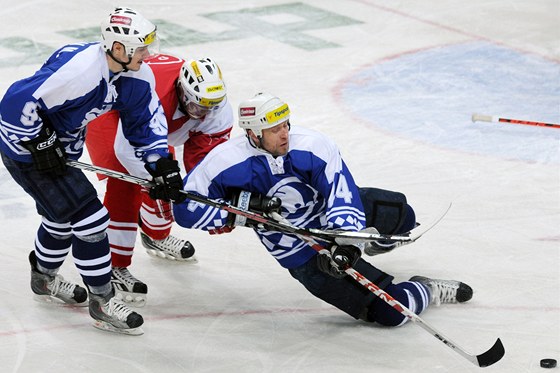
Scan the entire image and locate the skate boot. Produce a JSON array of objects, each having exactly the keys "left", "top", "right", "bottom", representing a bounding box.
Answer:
[
  {"left": 111, "top": 267, "right": 148, "bottom": 307},
  {"left": 29, "top": 251, "right": 88, "bottom": 306},
  {"left": 409, "top": 275, "right": 473, "bottom": 306},
  {"left": 141, "top": 232, "right": 197, "bottom": 262},
  {"left": 89, "top": 290, "right": 144, "bottom": 335}
]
